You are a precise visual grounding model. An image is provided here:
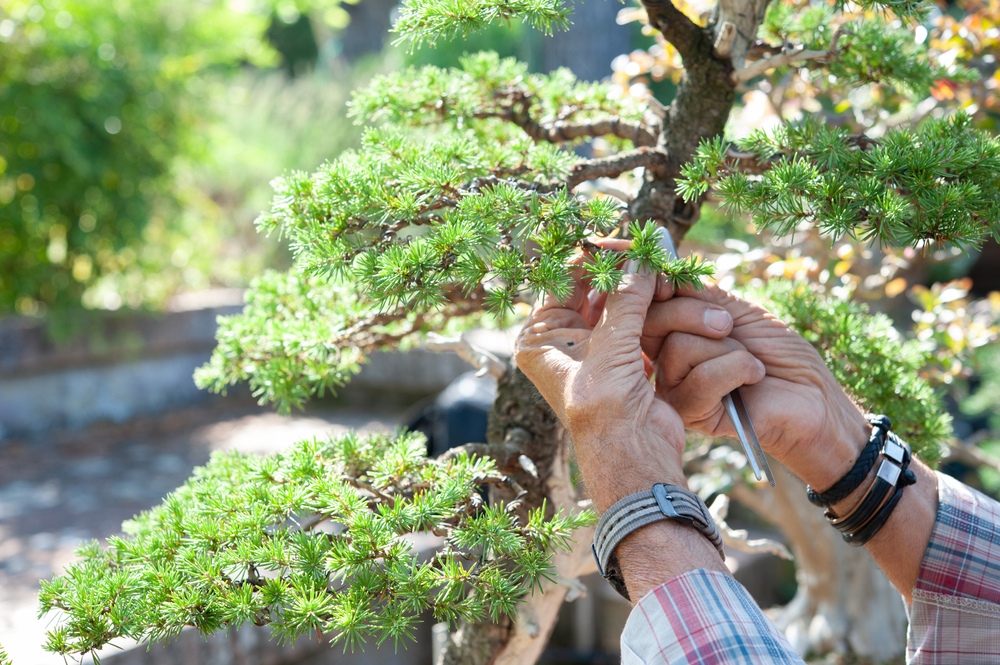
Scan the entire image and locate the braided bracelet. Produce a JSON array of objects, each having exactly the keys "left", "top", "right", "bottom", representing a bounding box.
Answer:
[
  {"left": 825, "top": 428, "right": 917, "bottom": 546},
  {"left": 806, "top": 414, "right": 890, "bottom": 507},
  {"left": 592, "top": 484, "right": 724, "bottom": 601}
]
